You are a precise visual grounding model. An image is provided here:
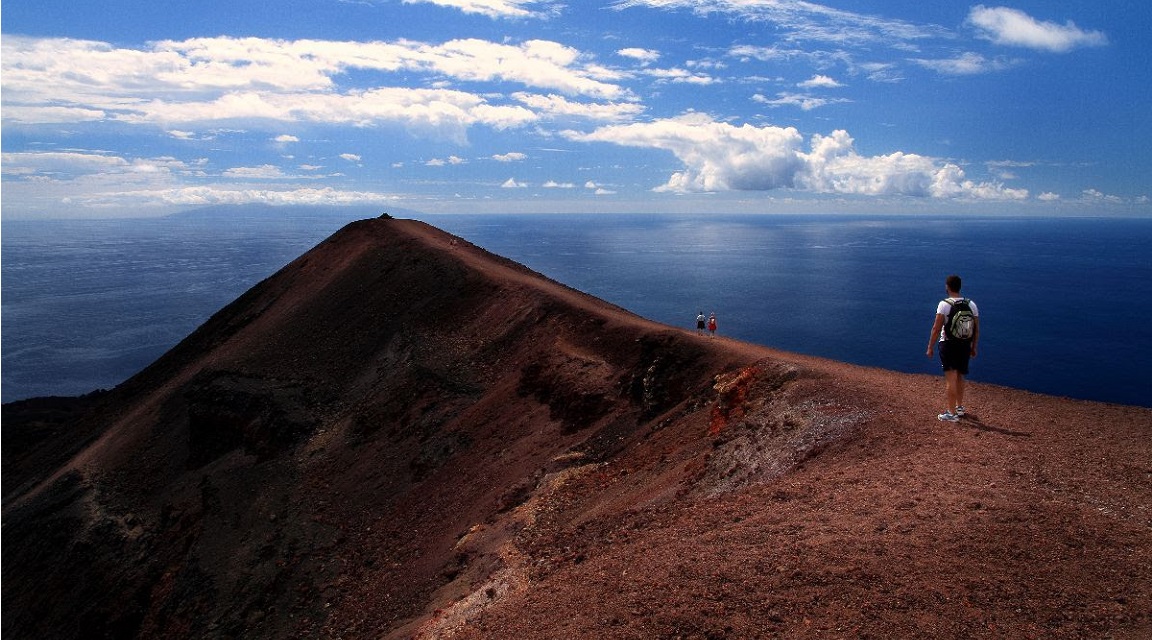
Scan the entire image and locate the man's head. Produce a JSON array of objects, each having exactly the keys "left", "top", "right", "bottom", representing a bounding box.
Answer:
[{"left": 946, "top": 274, "right": 962, "bottom": 294}]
